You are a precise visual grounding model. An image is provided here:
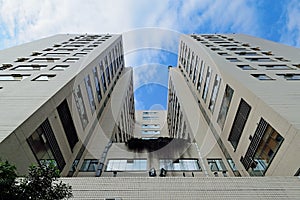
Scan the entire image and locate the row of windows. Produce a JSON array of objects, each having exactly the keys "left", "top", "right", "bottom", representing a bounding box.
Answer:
[
  {"left": 113, "top": 76, "right": 135, "bottom": 143},
  {"left": 0, "top": 35, "right": 108, "bottom": 71},
  {"left": 78, "top": 158, "right": 227, "bottom": 173},
  {"left": 73, "top": 41, "right": 124, "bottom": 129},
  {"left": 179, "top": 41, "right": 222, "bottom": 115},
  {"left": 167, "top": 81, "right": 190, "bottom": 141}
]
